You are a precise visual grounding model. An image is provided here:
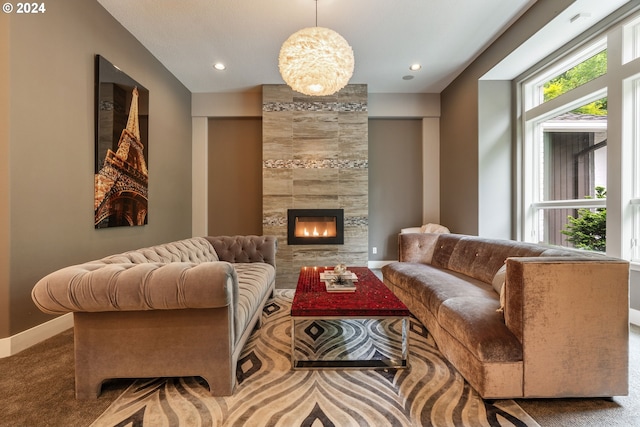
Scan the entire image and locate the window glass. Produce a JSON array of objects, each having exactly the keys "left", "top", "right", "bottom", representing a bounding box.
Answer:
[
  {"left": 542, "top": 51, "right": 607, "bottom": 103},
  {"left": 634, "top": 205, "right": 640, "bottom": 260},
  {"left": 632, "top": 77, "right": 640, "bottom": 260},
  {"left": 538, "top": 98, "right": 608, "bottom": 202},
  {"left": 531, "top": 98, "right": 607, "bottom": 251},
  {"left": 623, "top": 16, "right": 640, "bottom": 64},
  {"left": 634, "top": 79, "right": 640, "bottom": 199}
]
